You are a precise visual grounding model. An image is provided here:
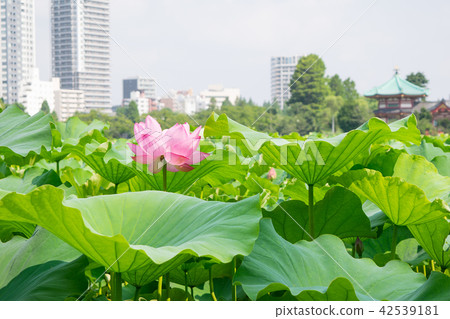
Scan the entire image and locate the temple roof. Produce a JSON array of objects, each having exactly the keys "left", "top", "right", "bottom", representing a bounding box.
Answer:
[{"left": 365, "top": 72, "right": 429, "bottom": 98}]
